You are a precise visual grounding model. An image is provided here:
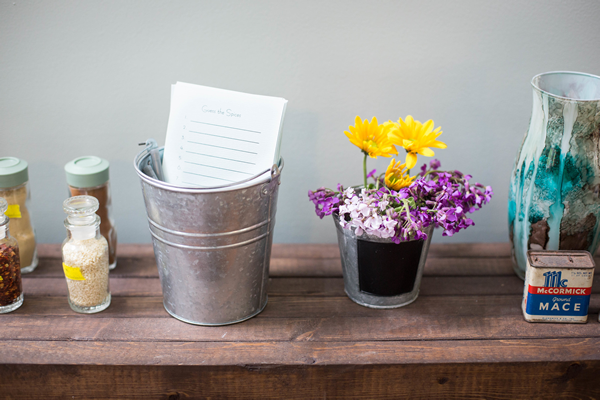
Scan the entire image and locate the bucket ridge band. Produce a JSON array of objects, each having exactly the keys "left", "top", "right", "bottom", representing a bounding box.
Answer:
[
  {"left": 147, "top": 217, "right": 270, "bottom": 238},
  {"left": 149, "top": 229, "right": 272, "bottom": 250}
]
